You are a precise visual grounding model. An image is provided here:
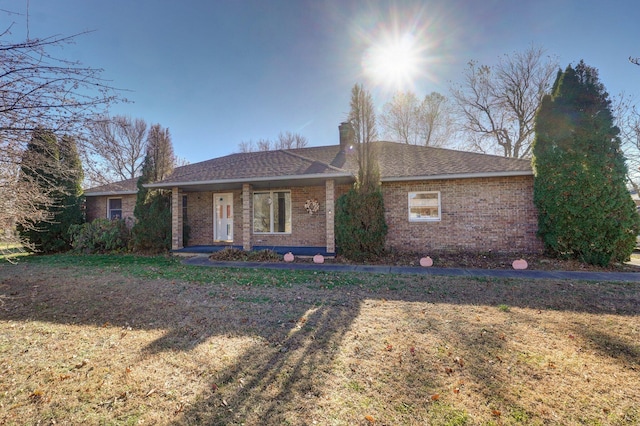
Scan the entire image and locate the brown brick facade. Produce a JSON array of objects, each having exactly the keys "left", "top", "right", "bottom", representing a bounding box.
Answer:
[
  {"left": 381, "top": 176, "right": 542, "bottom": 254},
  {"left": 173, "top": 175, "right": 541, "bottom": 255},
  {"left": 182, "top": 185, "right": 330, "bottom": 248},
  {"left": 85, "top": 194, "right": 136, "bottom": 224}
]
